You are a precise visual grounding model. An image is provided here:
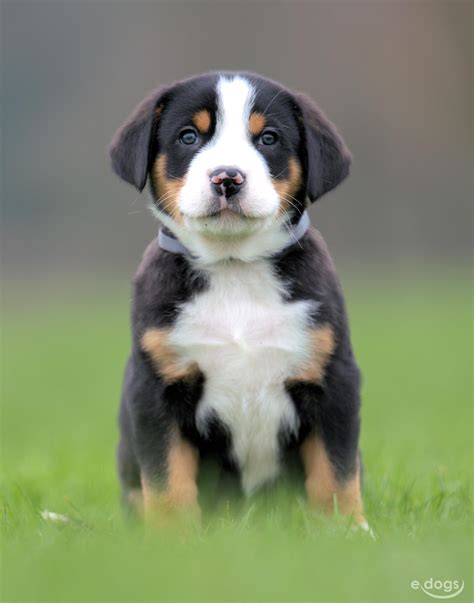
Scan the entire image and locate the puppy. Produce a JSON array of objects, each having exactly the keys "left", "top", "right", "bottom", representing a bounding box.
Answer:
[{"left": 110, "top": 72, "right": 366, "bottom": 528}]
